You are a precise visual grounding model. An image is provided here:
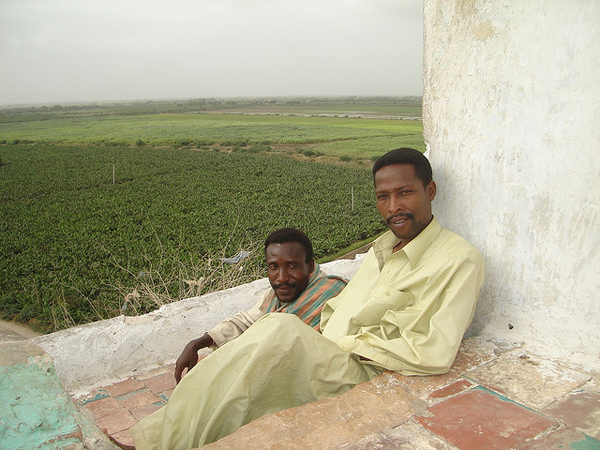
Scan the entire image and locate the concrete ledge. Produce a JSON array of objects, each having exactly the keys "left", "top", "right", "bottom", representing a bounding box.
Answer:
[{"left": 32, "top": 257, "right": 365, "bottom": 395}]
